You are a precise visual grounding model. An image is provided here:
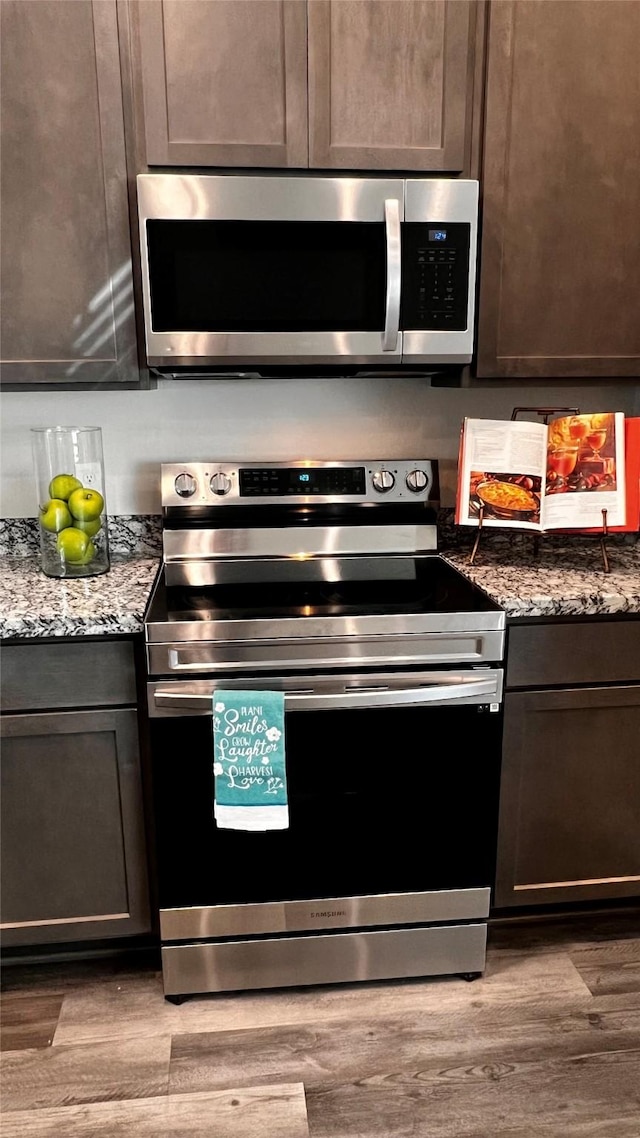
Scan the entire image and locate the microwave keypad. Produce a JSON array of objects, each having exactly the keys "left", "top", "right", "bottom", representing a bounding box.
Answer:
[{"left": 401, "top": 223, "right": 471, "bottom": 331}]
